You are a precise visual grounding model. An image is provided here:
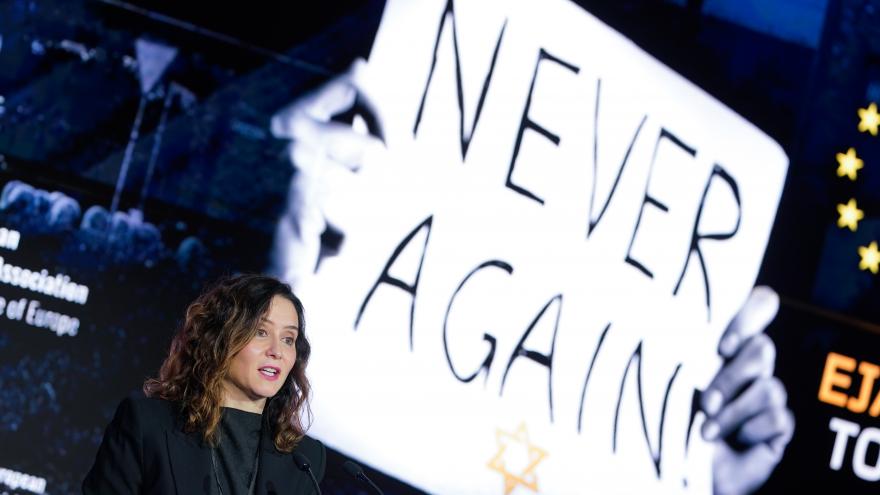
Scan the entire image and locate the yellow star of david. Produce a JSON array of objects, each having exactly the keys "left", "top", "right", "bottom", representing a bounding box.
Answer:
[
  {"left": 859, "top": 241, "right": 880, "bottom": 274},
  {"left": 487, "top": 423, "right": 547, "bottom": 495},
  {"left": 858, "top": 102, "right": 880, "bottom": 136},
  {"left": 836, "top": 147, "right": 863, "bottom": 181}
]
